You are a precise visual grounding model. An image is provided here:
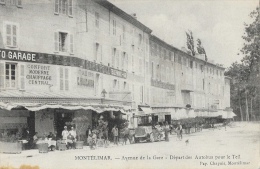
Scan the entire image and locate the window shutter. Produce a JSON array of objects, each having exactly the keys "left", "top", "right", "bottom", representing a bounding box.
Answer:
[
  {"left": 85, "top": 10, "right": 88, "bottom": 32},
  {"left": 111, "top": 48, "right": 115, "bottom": 67},
  {"left": 70, "top": 34, "right": 73, "bottom": 54},
  {"left": 6, "top": 24, "right": 11, "bottom": 46},
  {"left": 0, "top": 0, "right": 5, "bottom": 4},
  {"left": 12, "top": 25, "right": 17, "bottom": 47},
  {"left": 16, "top": 0, "right": 22, "bottom": 7},
  {"left": 100, "top": 45, "right": 103, "bottom": 62},
  {"left": 19, "top": 64, "right": 25, "bottom": 90},
  {"left": 0, "top": 63, "right": 5, "bottom": 90},
  {"left": 68, "top": 0, "right": 73, "bottom": 17},
  {"left": 54, "top": 0, "right": 59, "bottom": 14},
  {"left": 65, "top": 68, "right": 69, "bottom": 91},
  {"left": 60, "top": 67, "right": 64, "bottom": 90},
  {"left": 54, "top": 32, "right": 59, "bottom": 52}
]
